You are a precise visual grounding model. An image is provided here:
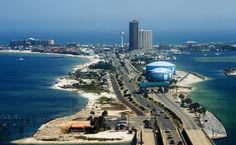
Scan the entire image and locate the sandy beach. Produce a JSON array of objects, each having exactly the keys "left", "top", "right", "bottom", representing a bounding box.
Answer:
[
  {"left": 11, "top": 51, "right": 135, "bottom": 144},
  {"left": 176, "top": 70, "right": 207, "bottom": 86},
  {"left": 170, "top": 70, "right": 227, "bottom": 139}
]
